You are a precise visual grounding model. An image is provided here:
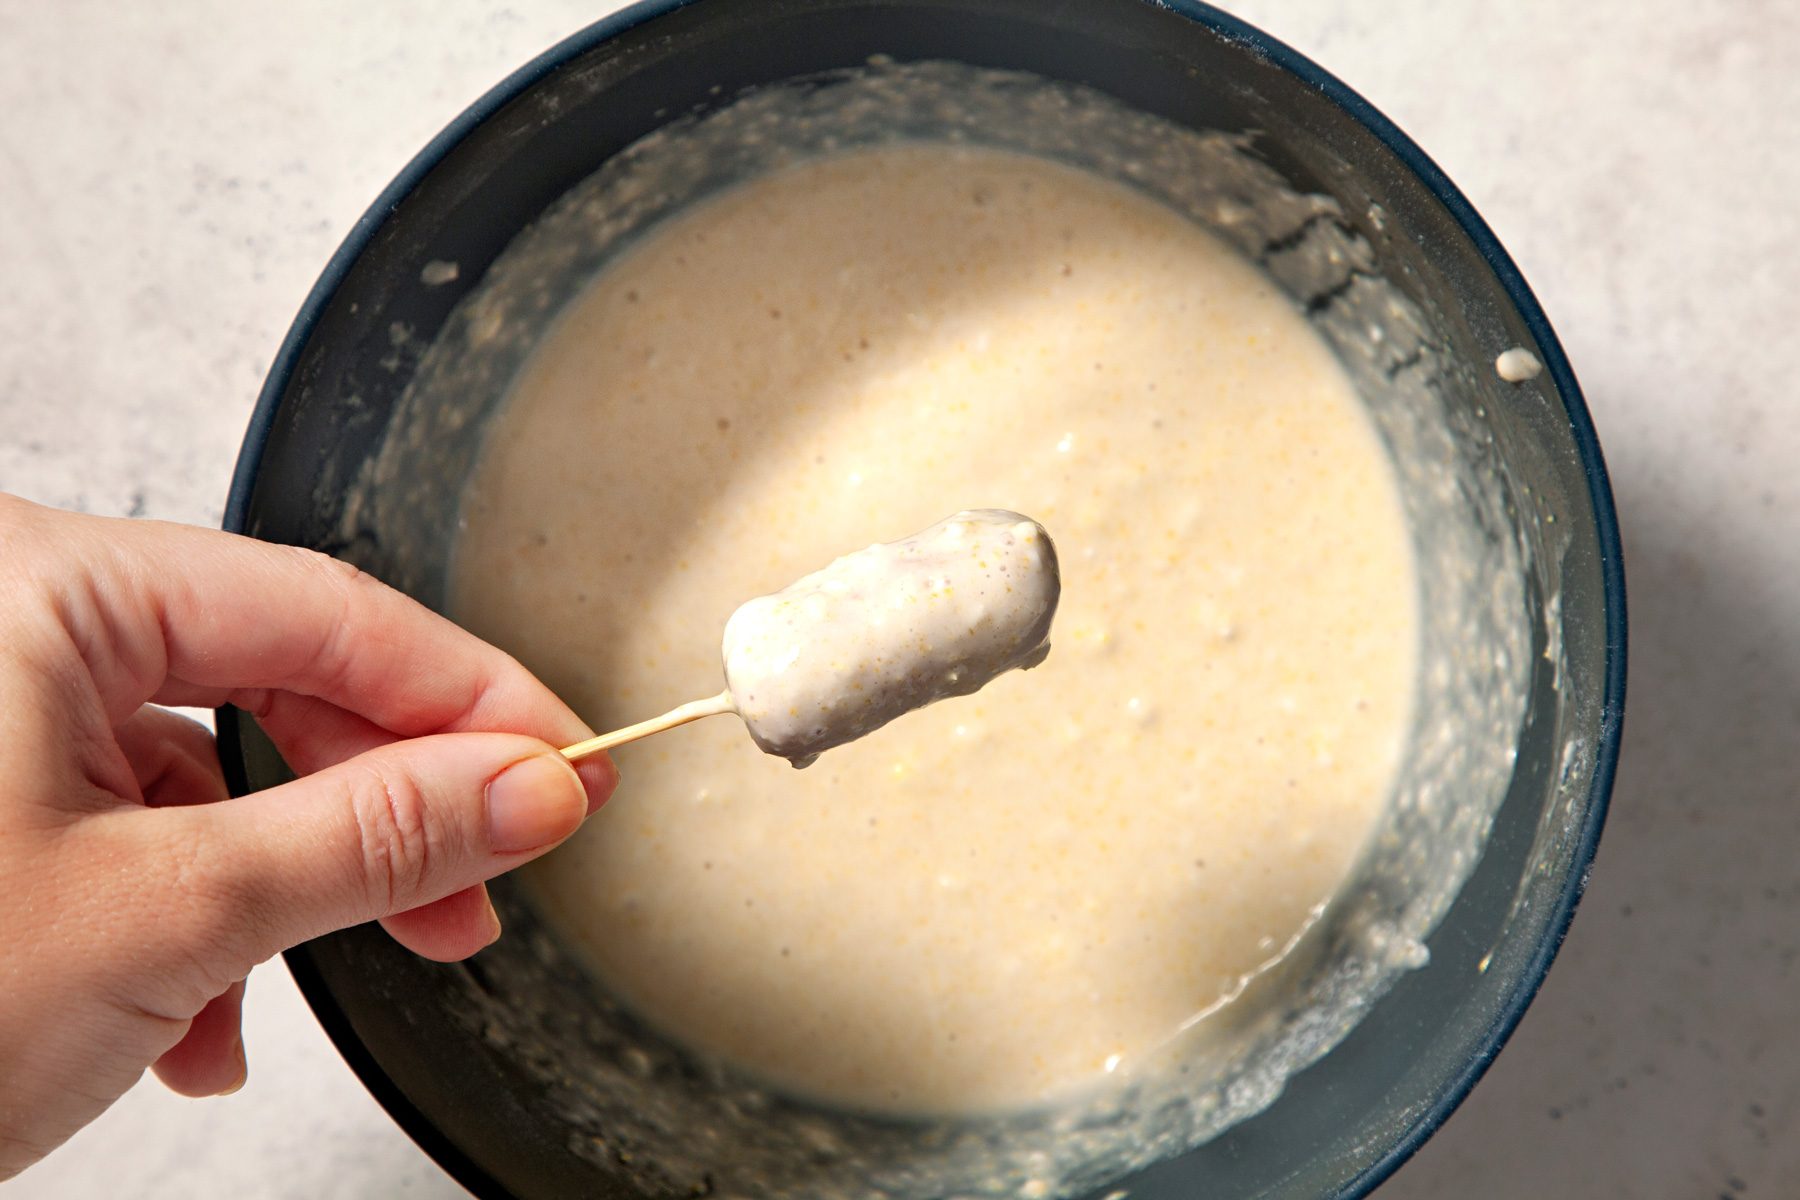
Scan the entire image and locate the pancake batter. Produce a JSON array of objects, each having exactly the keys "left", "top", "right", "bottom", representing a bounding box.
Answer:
[{"left": 450, "top": 144, "right": 1419, "bottom": 1115}]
